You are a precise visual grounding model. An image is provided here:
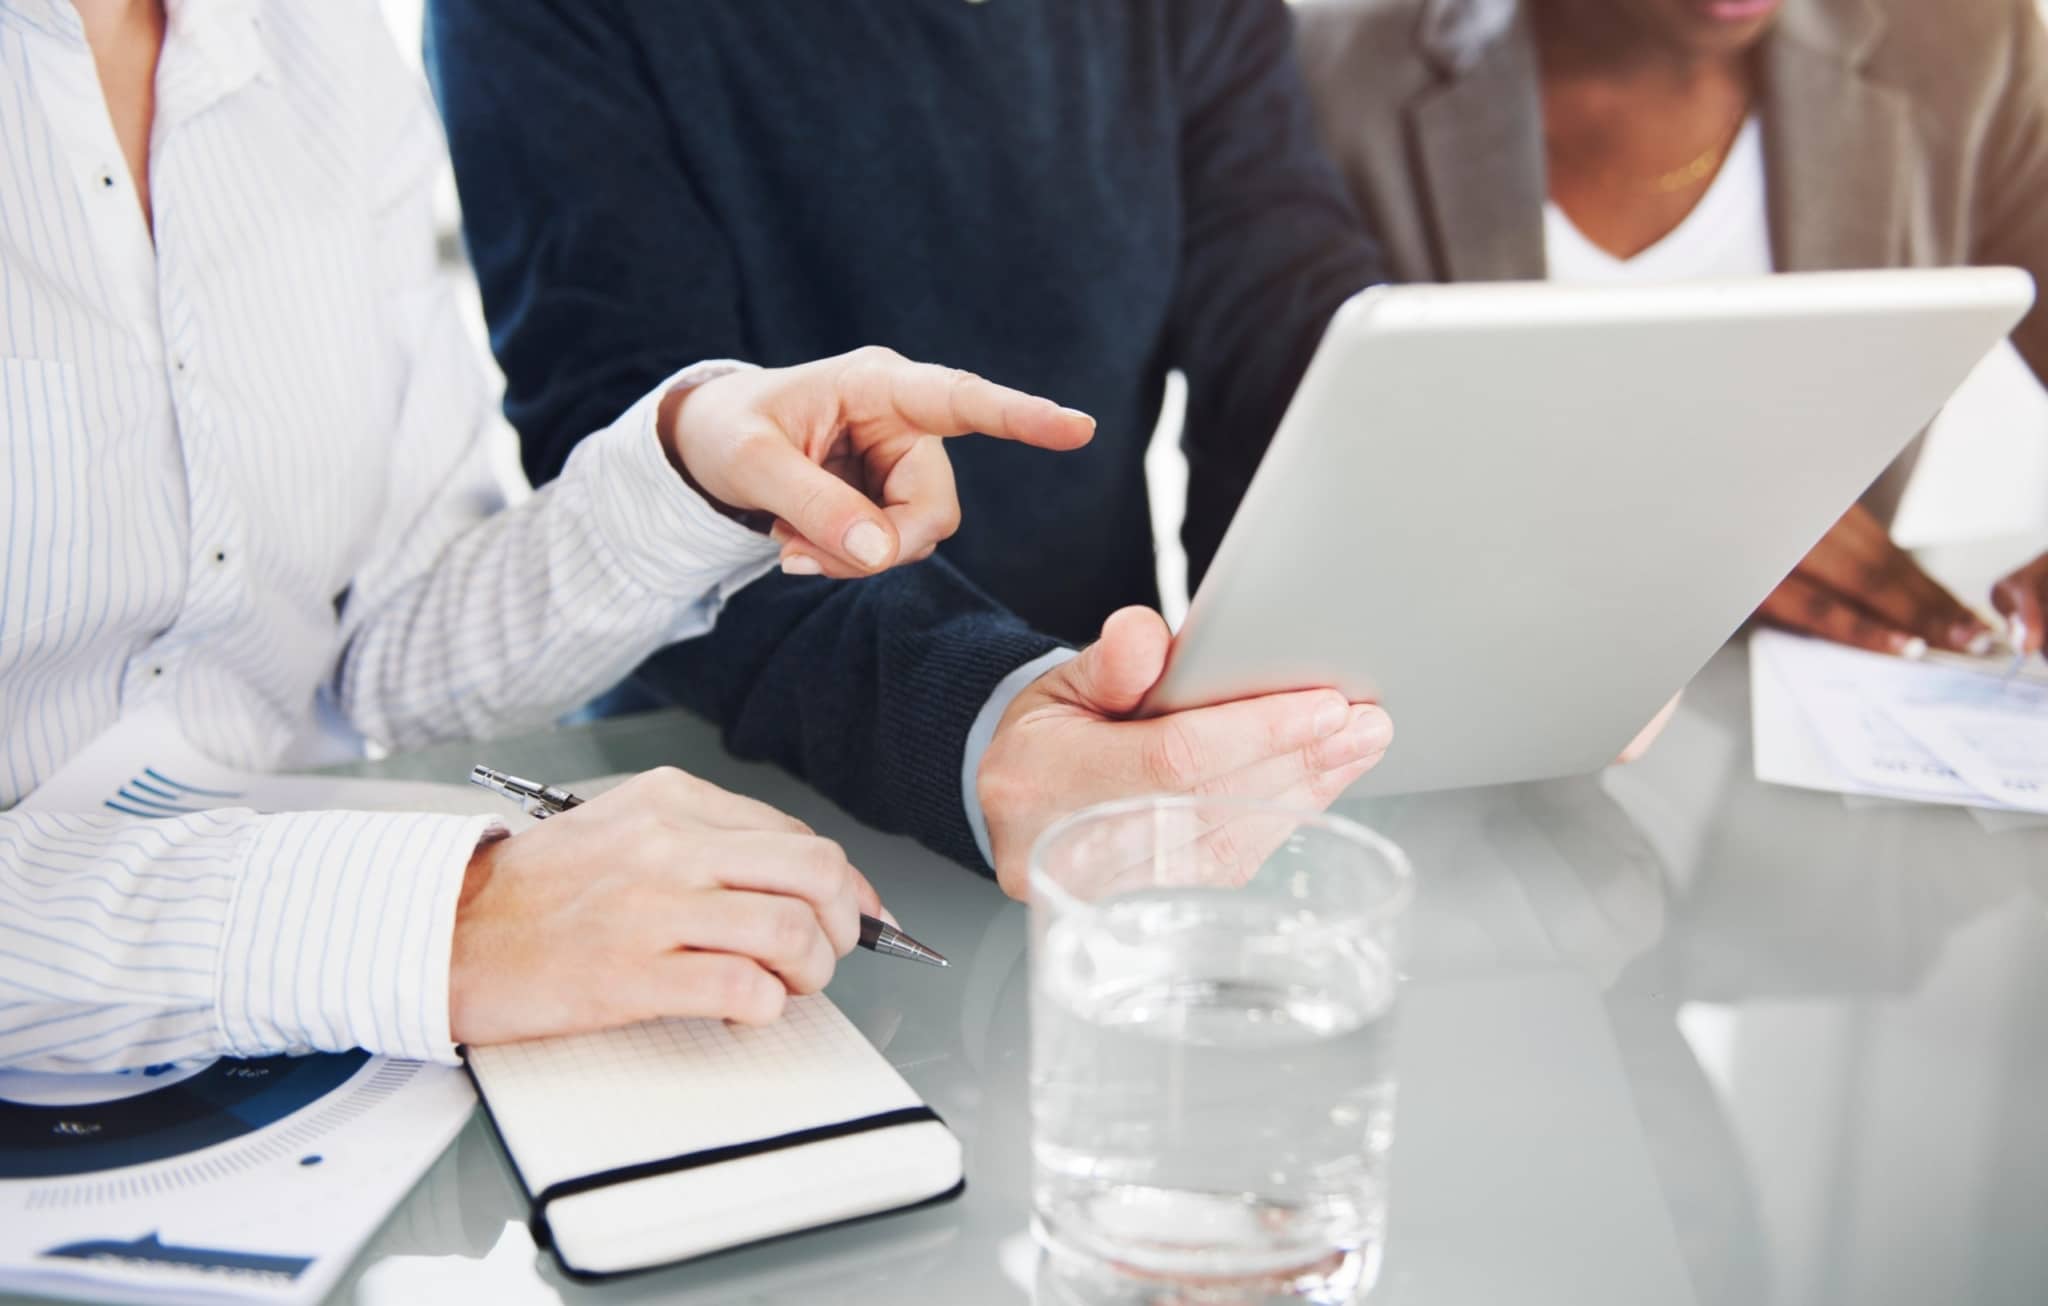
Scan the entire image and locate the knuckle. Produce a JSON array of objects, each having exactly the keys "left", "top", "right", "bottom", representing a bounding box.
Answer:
[
  {"left": 844, "top": 345, "right": 901, "bottom": 379},
  {"left": 754, "top": 981, "right": 789, "bottom": 1023},
  {"left": 789, "top": 944, "right": 834, "bottom": 994},
  {"left": 1144, "top": 721, "right": 1203, "bottom": 790},
  {"left": 1311, "top": 765, "right": 1360, "bottom": 806},
  {"left": 647, "top": 765, "right": 694, "bottom": 799},
  {"left": 768, "top": 899, "right": 816, "bottom": 956},
  {"left": 791, "top": 478, "right": 841, "bottom": 534},
  {"left": 804, "top": 837, "right": 852, "bottom": 884},
  {"left": 1202, "top": 824, "right": 1246, "bottom": 873},
  {"left": 712, "top": 957, "right": 774, "bottom": 1019},
  {"left": 944, "top": 368, "right": 985, "bottom": 433}
]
